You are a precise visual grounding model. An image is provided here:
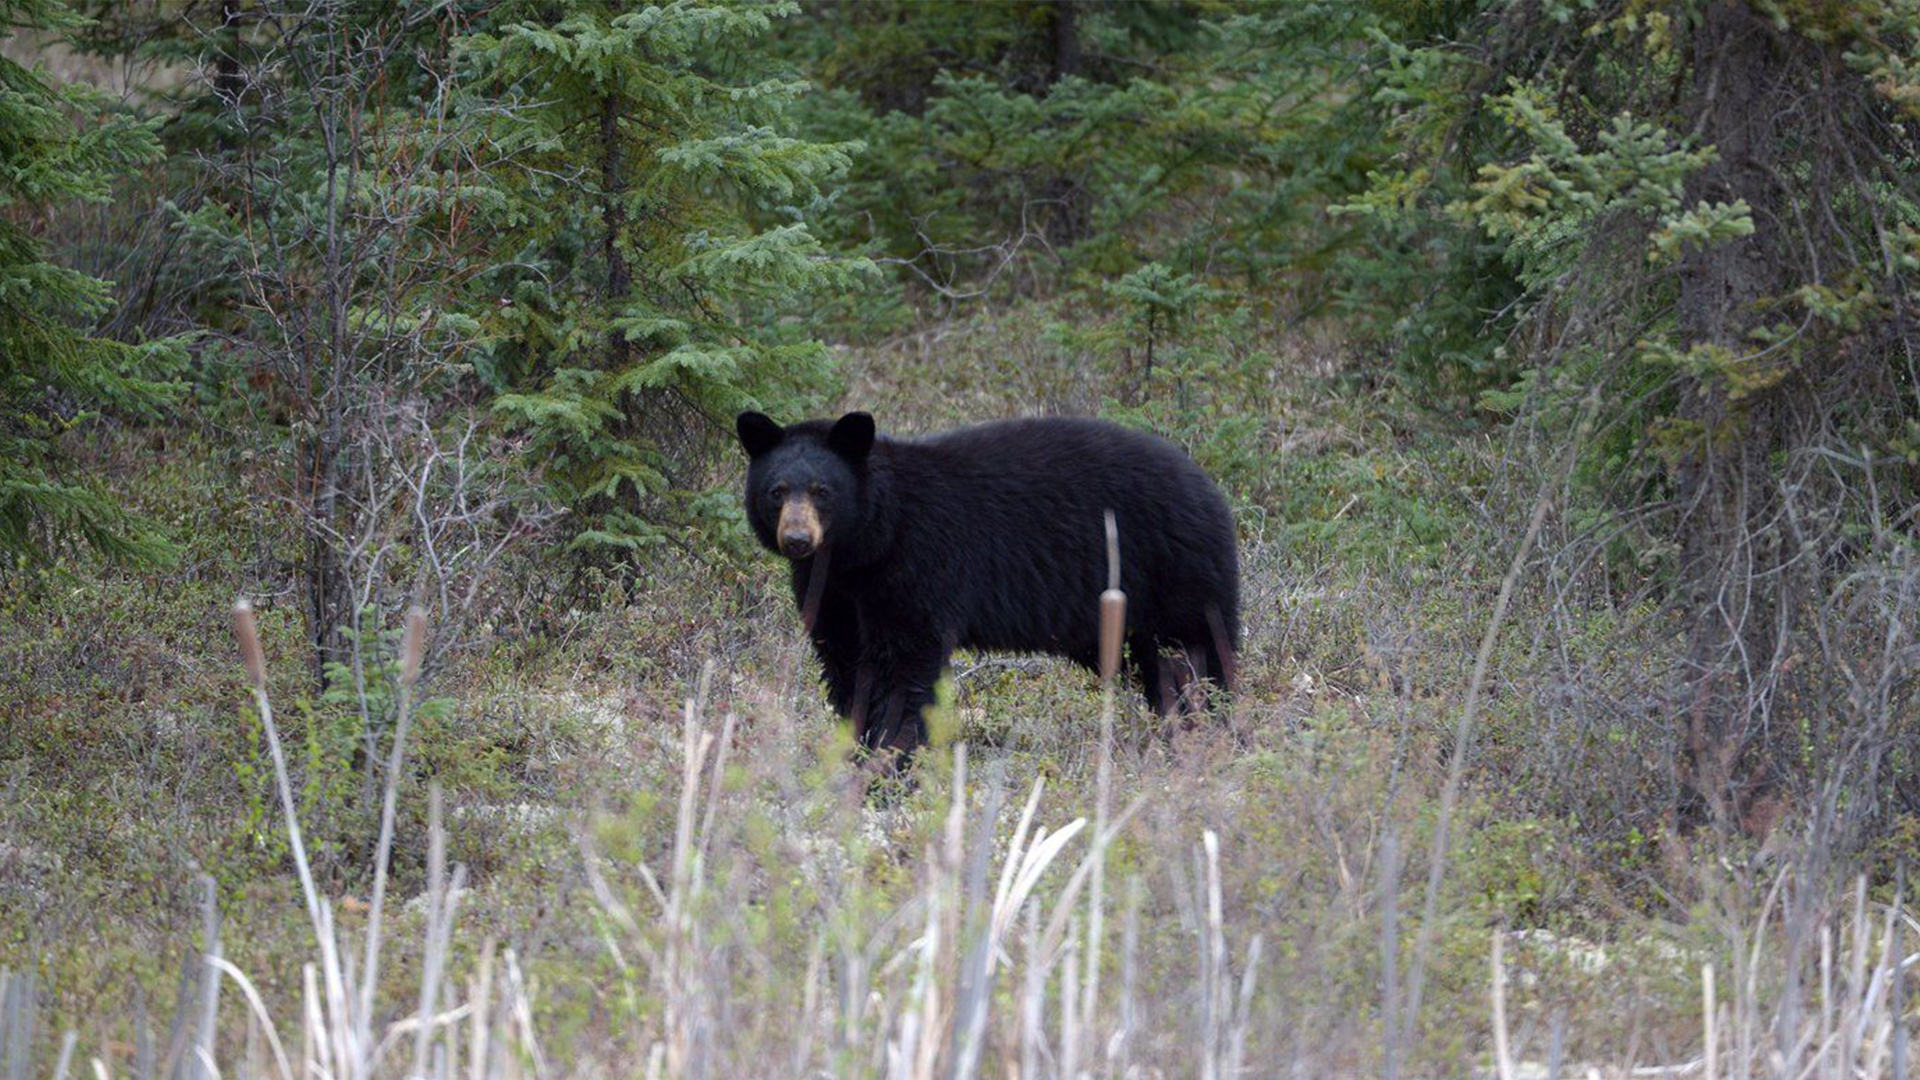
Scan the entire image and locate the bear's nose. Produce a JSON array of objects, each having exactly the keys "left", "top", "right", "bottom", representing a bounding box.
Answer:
[{"left": 780, "top": 532, "right": 815, "bottom": 558}]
